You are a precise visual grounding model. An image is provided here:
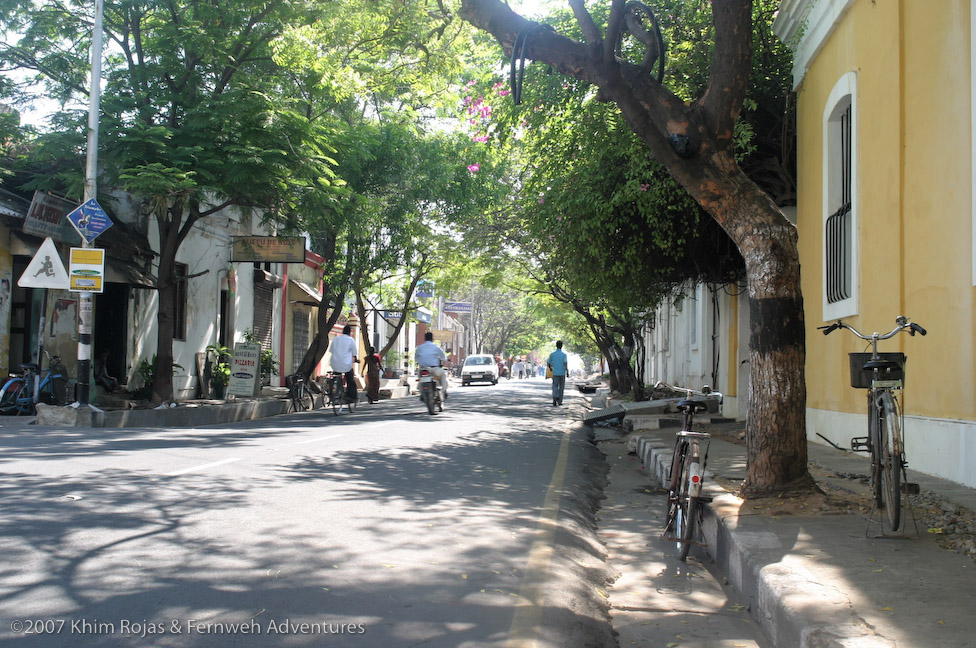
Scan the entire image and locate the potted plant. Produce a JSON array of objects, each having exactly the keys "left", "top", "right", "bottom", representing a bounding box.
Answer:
[
  {"left": 206, "top": 344, "right": 233, "bottom": 399},
  {"left": 134, "top": 354, "right": 184, "bottom": 400},
  {"left": 242, "top": 329, "right": 279, "bottom": 385},
  {"left": 382, "top": 350, "right": 401, "bottom": 378}
]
